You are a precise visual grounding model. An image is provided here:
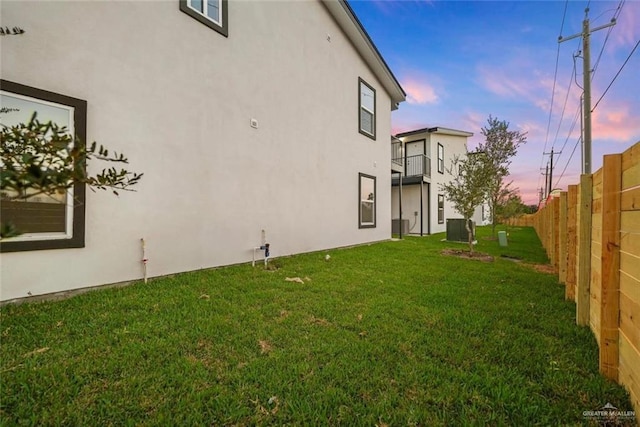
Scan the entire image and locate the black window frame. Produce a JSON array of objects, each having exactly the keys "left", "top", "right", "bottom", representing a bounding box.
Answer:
[
  {"left": 438, "top": 194, "right": 445, "bottom": 224},
  {"left": 180, "top": 0, "right": 228, "bottom": 37},
  {"left": 358, "top": 173, "right": 376, "bottom": 229},
  {"left": 437, "top": 143, "right": 444, "bottom": 174},
  {"left": 358, "top": 78, "right": 376, "bottom": 140},
  {"left": 0, "top": 80, "right": 87, "bottom": 253}
]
